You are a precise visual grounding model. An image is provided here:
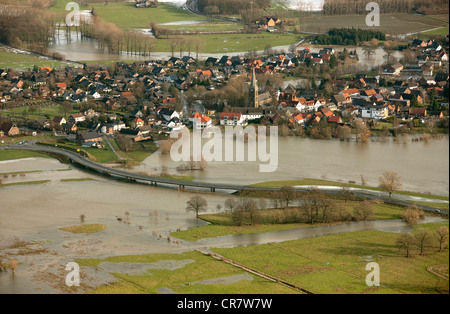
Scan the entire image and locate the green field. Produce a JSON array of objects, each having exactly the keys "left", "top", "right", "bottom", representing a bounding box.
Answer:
[
  {"left": 48, "top": 1, "right": 207, "bottom": 28},
  {"left": 212, "top": 224, "right": 449, "bottom": 294},
  {"left": 0, "top": 48, "right": 75, "bottom": 71},
  {"left": 60, "top": 223, "right": 106, "bottom": 233},
  {"left": 300, "top": 13, "right": 449, "bottom": 35},
  {"left": 250, "top": 179, "right": 449, "bottom": 201},
  {"left": 171, "top": 201, "right": 412, "bottom": 241},
  {"left": 0, "top": 104, "right": 79, "bottom": 120},
  {"left": 80, "top": 222, "right": 449, "bottom": 294},
  {"left": 79, "top": 250, "right": 298, "bottom": 294},
  {"left": 39, "top": 139, "right": 119, "bottom": 163},
  {"left": 0, "top": 150, "right": 51, "bottom": 161}
]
